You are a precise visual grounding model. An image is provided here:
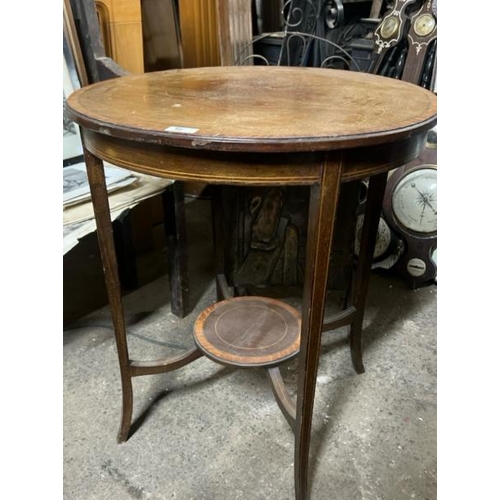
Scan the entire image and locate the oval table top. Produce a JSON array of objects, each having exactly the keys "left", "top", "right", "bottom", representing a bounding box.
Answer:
[{"left": 66, "top": 66, "right": 437, "bottom": 153}]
